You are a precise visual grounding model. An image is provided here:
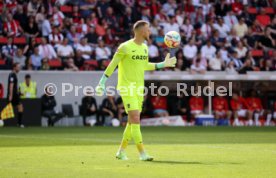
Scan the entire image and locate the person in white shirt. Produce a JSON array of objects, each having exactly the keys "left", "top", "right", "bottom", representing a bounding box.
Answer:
[
  {"left": 209, "top": 51, "right": 224, "bottom": 71},
  {"left": 163, "top": 16, "right": 180, "bottom": 34},
  {"left": 235, "top": 41, "right": 247, "bottom": 59},
  {"left": 180, "top": 18, "right": 194, "bottom": 39},
  {"left": 192, "top": 0, "right": 201, "bottom": 7},
  {"left": 200, "top": 18, "right": 213, "bottom": 39},
  {"left": 233, "top": 17, "right": 248, "bottom": 38},
  {"left": 231, "top": 51, "right": 243, "bottom": 70},
  {"left": 224, "top": 11, "right": 238, "bottom": 29},
  {"left": 219, "top": 45, "right": 230, "bottom": 64},
  {"left": 213, "top": 17, "right": 230, "bottom": 38},
  {"left": 183, "top": 39, "right": 198, "bottom": 61},
  {"left": 76, "top": 37, "right": 92, "bottom": 60},
  {"left": 201, "top": 0, "right": 212, "bottom": 16},
  {"left": 225, "top": 61, "right": 238, "bottom": 74},
  {"left": 200, "top": 40, "right": 216, "bottom": 60},
  {"left": 191, "top": 58, "right": 206, "bottom": 74},
  {"left": 162, "top": 0, "right": 177, "bottom": 16},
  {"left": 38, "top": 37, "right": 57, "bottom": 60},
  {"left": 56, "top": 38, "right": 74, "bottom": 60},
  {"left": 41, "top": 16, "right": 52, "bottom": 38},
  {"left": 95, "top": 40, "right": 111, "bottom": 61},
  {"left": 52, "top": 6, "right": 65, "bottom": 27},
  {"left": 148, "top": 39, "right": 159, "bottom": 62}
]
